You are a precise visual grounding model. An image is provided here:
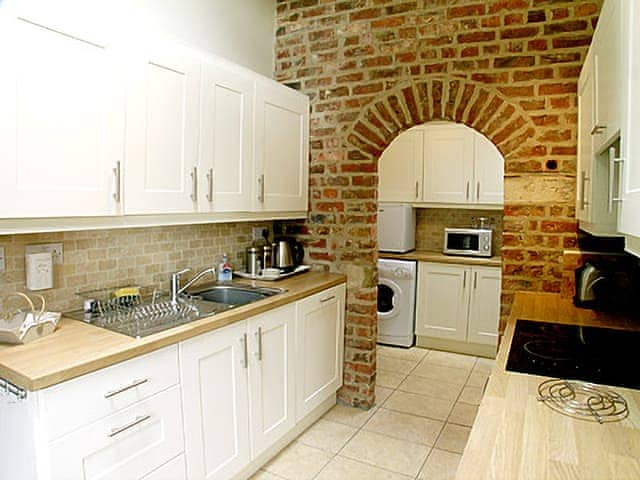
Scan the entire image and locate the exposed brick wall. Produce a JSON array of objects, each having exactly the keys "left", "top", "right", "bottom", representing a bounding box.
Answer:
[{"left": 275, "top": 0, "right": 602, "bottom": 408}]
